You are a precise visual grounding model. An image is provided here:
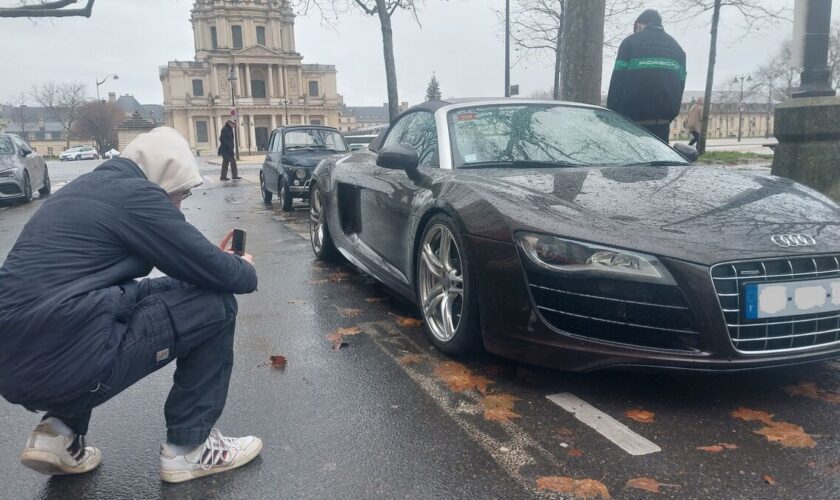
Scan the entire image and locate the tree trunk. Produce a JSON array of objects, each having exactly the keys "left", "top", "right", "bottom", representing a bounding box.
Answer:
[
  {"left": 699, "top": 0, "right": 722, "bottom": 155},
  {"left": 553, "top": 21, "right": 563, "bottom": 99},
  {"left": 559, "top": 0, "right": 605, "bottom": 105},
  {"left": 376, "top": 0, "right": 400, "bottom": 122}
]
